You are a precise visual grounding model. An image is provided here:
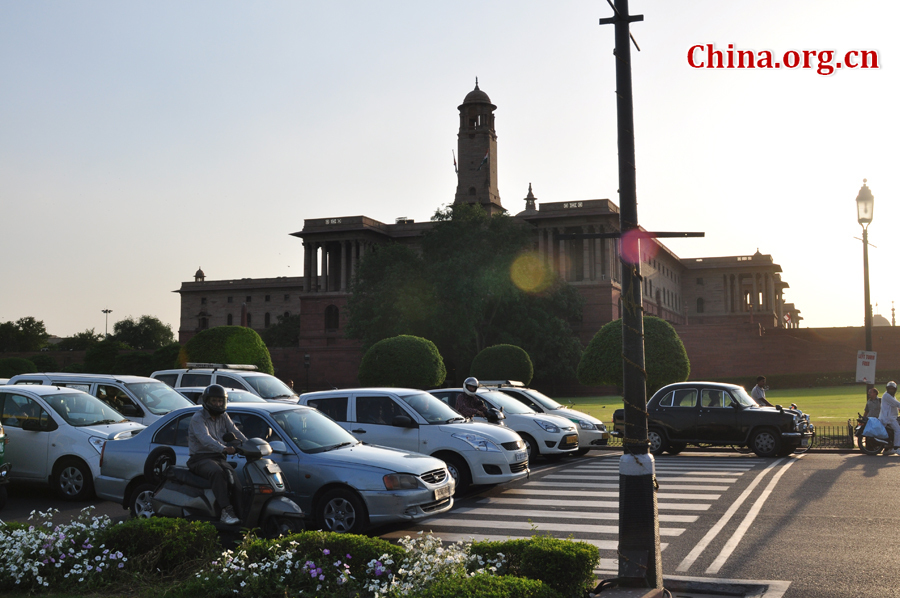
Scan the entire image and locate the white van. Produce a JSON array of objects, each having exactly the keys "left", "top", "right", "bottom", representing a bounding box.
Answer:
[
  {"left": 299, "top": 387, "right": 529, "bottom": 494},
  {"left": 6, "top": 373, "right": 193, "bottom": 426},
  {"left": 151, "top": 363, "right": 299, "bottom": 403}
]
